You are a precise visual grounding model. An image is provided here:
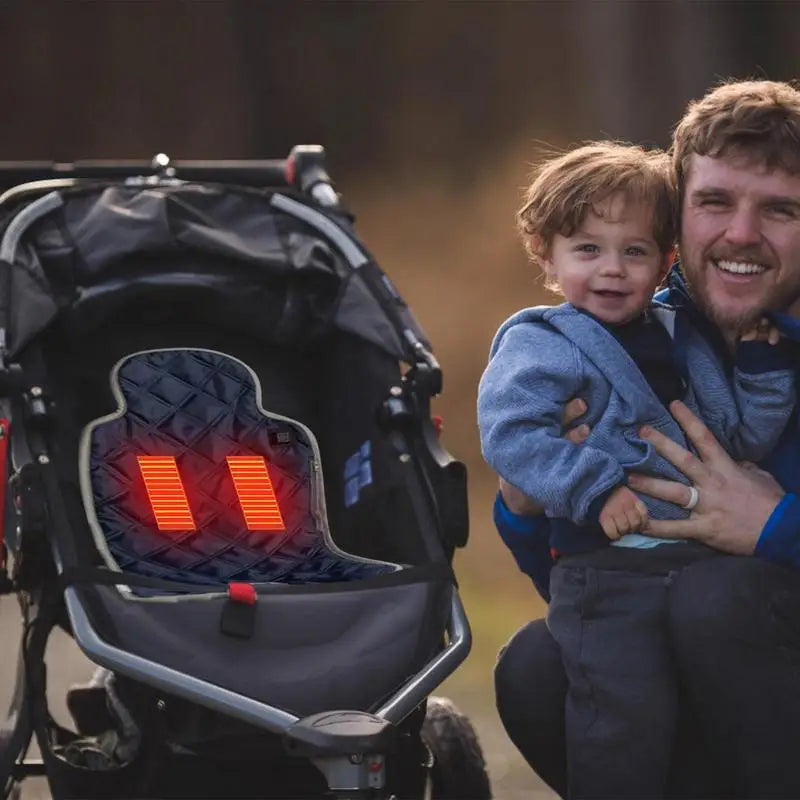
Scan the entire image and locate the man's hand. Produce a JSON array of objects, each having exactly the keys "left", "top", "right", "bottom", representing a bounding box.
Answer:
[
  {"left": 627, "top": 400, "right": 785, "bottom": 554},
  {"left": 498, "top": 397, "right": 590, "bottom": 515},
  {"left": 740, "top": 316, "right": 782, "bottom": 345},
  {"left": 598, "top": 485, "right": 649, "bottom": 541}
]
